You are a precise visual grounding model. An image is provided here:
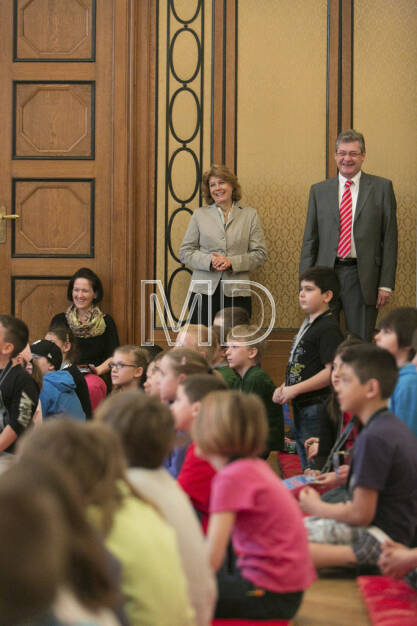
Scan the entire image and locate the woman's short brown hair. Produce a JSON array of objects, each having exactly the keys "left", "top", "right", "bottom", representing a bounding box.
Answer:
[
  {"left": 193, "top": 390, "right": 267, "bottom": 458},
  {"left": 201, "top": 164, "right": 242, "bottom": 205}
]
